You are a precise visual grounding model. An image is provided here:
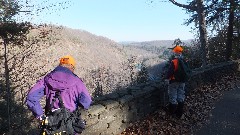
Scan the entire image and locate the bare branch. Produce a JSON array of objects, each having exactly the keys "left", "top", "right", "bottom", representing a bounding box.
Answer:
[
  {"left": 169, "top": 0, "right": 197, "bottom": 11},
  {"left": 19, "top": 11, "right": 31, "bottom": 13}
]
